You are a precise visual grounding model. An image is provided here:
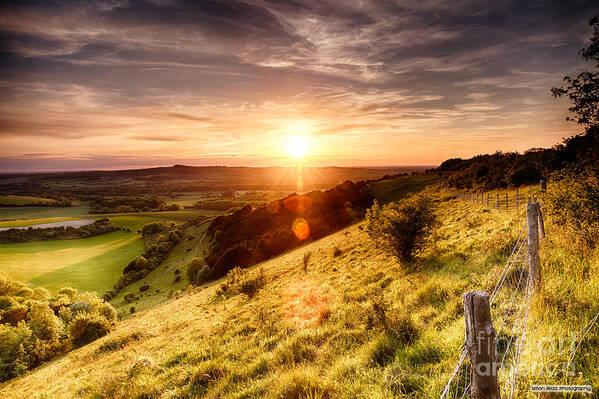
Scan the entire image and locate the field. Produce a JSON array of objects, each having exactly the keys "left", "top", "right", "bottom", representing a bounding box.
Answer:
[
  {"left": 0, "top": 209, "right": 216, "bottom": 294},
  {"left": 0, "top": 195, "right": 58, "bottom": 206},
  {"left": 0, "top": 231, "right": 144, "bottom": 293},
  {"left": 0, "top": 205, "right": 89, "bottom": 221}
]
